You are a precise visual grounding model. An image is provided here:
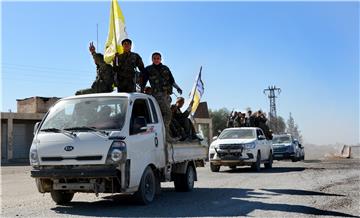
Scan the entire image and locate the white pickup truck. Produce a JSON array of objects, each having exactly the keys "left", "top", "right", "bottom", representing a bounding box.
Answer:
[
  {"left": 29, "top": 93, "right": 207, "bottom": 205},
  {"left": 209, "top": 127, "right": 273, "bottom": 172}
]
